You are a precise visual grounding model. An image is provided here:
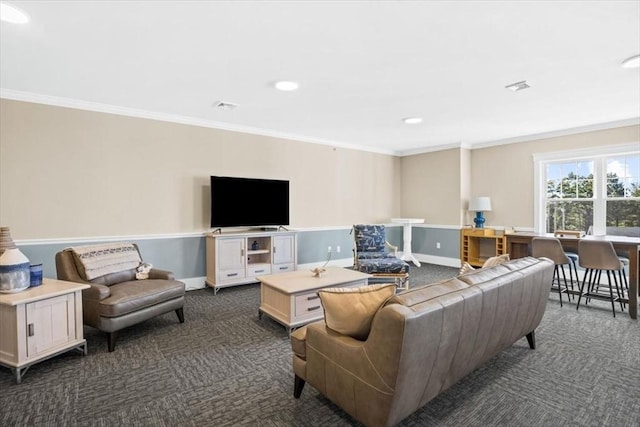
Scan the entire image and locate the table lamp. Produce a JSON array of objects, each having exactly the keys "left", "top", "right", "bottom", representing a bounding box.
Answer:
[{"left": 469, "top": 197, "right": 492, "bottom": 228}]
